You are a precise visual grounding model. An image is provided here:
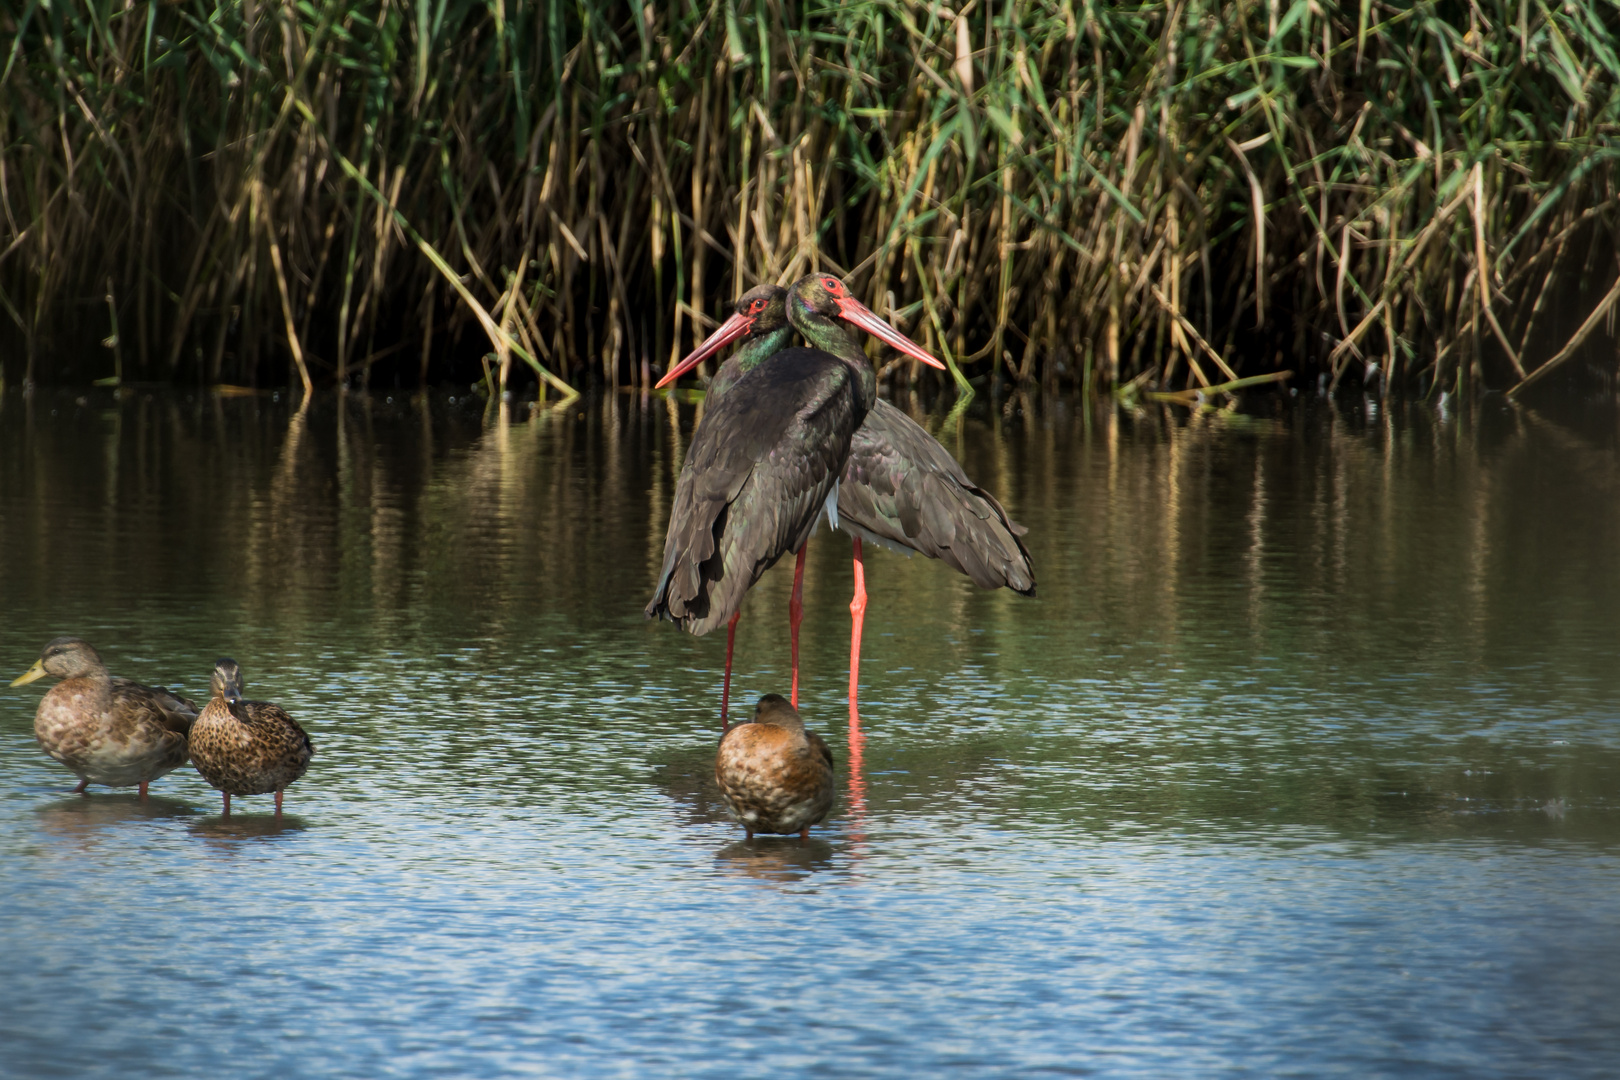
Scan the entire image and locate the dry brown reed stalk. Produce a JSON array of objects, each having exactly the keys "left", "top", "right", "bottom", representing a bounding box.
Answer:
[{"left": 0, "top": 1, "right": 1616, "bottom": 400}]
